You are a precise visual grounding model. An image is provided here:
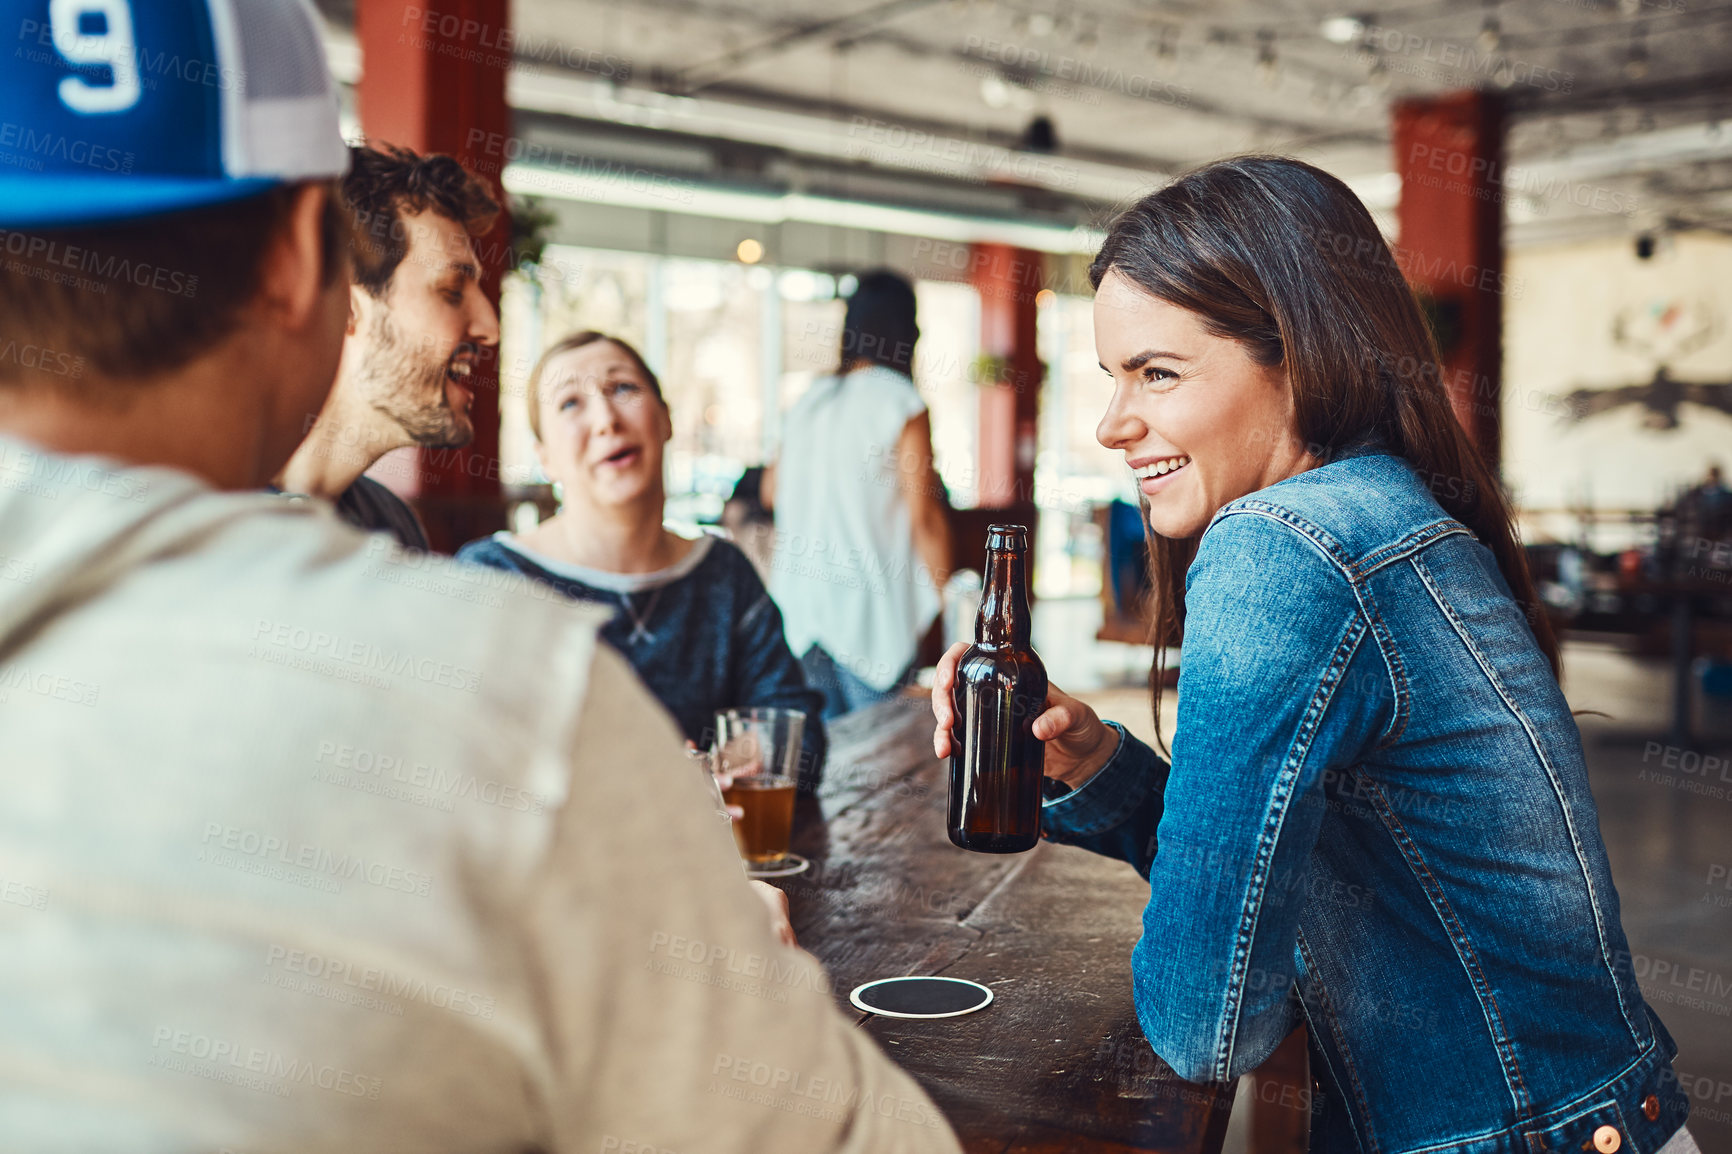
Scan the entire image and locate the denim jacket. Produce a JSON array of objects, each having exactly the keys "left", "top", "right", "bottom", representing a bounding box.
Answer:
[{"left": 1043, "top": 449, "right": 1689, "bottom": 1154}]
